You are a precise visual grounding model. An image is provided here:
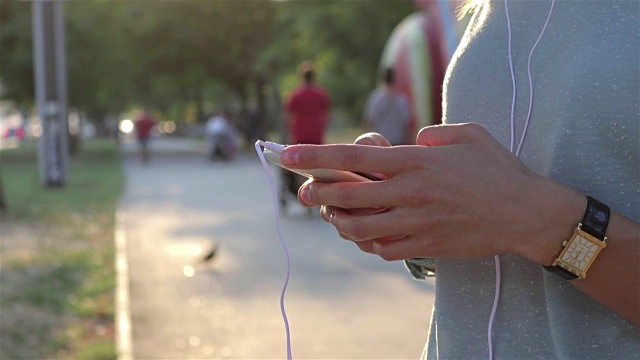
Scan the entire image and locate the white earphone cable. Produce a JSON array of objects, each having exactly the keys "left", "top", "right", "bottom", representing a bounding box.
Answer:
[
  {"left": 489, "top": 1, "right": 556, "bottom": 359},
  {"left": 255, "top": 141, "right": 293, "bottom": 360}
]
